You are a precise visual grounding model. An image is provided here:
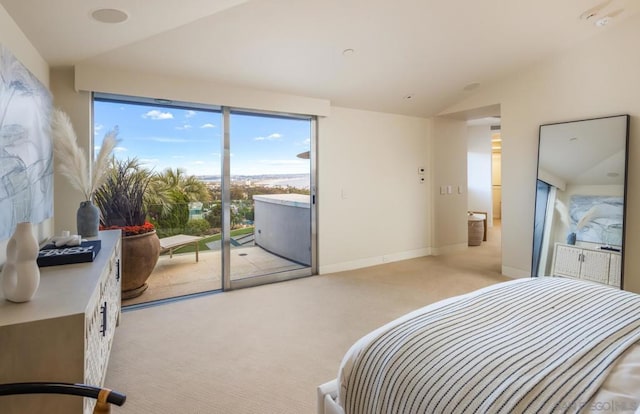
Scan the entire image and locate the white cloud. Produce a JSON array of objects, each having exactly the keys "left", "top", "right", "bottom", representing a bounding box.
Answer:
[
  {"left": 200, "top": 123, "right": 216, "bottom": 128},
  {"left": 143, "top": 110, "right": 174, "bottom": 120},
  {"left": 192, "top": 161, "right": 205, "bottom": 165},
  {"left": 176, "top": 124, "right": 192, "bottom": 130},
  {"left": 150, "top": 137, "right": 189, "bottom": 143},
  {"left": 185, "top": 110, "right": 196, "bottom": 118},
  {"left": 294, "top": 137, "right": 311, "bottom": 147},
  {"left": 94, "top": 124, "right": 104, "bottom": 134},
  {"left": 114, "top": 146, "right": 128, "bottom": 152},
  {"left": 259, "top": 159, "right": 306, "bottom": 166},
  {"left": 254, "top": 133, "right": 283, "bottom": 141},
  {"left": 138, "top": 158, "right": 161, "bottom": 167}
]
